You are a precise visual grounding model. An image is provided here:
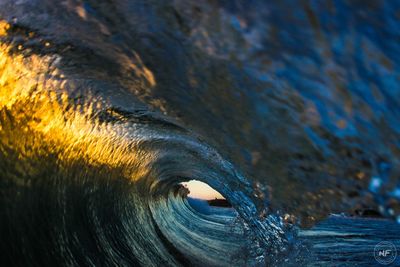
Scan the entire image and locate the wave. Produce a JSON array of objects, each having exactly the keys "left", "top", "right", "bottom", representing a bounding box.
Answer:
[
  {"left": 0, "top": 38, "right": 291, "bottom": 266},
  {"left": 1, "top": 0, "right": 400, "bottom": 266}
]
